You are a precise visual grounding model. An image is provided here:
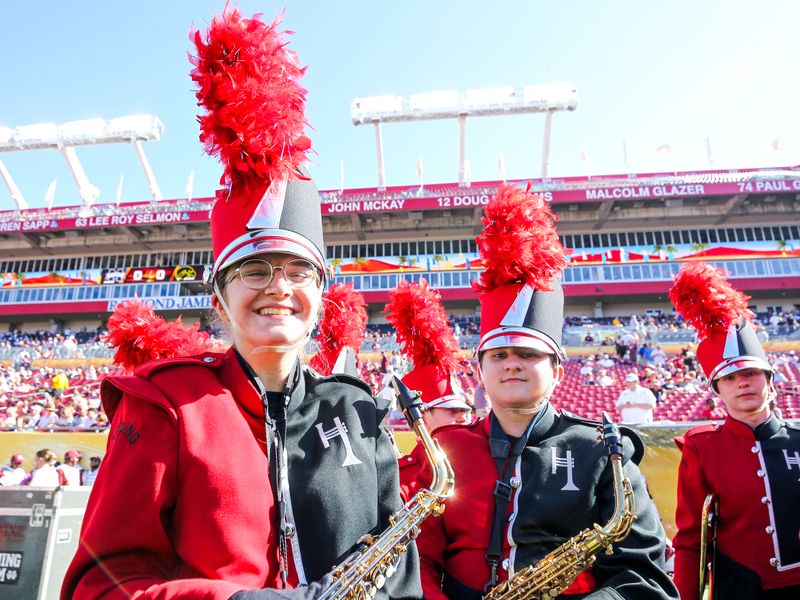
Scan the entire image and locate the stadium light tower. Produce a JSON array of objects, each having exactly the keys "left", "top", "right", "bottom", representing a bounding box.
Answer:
[
  {"left": 0, "top": 114, "right": 164, "bottom": 208},
  {"left": 351, "top": 83, "right": 578, "bottom": 186}
]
